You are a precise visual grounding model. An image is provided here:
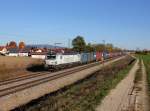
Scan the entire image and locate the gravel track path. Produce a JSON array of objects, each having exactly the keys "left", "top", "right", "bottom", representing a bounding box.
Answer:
[
  {"left": 141, "top": 60, "right": 149, "bottom": 111},
  {"left": 96, "top": 59, "right": 139, "bottom": 111}
]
